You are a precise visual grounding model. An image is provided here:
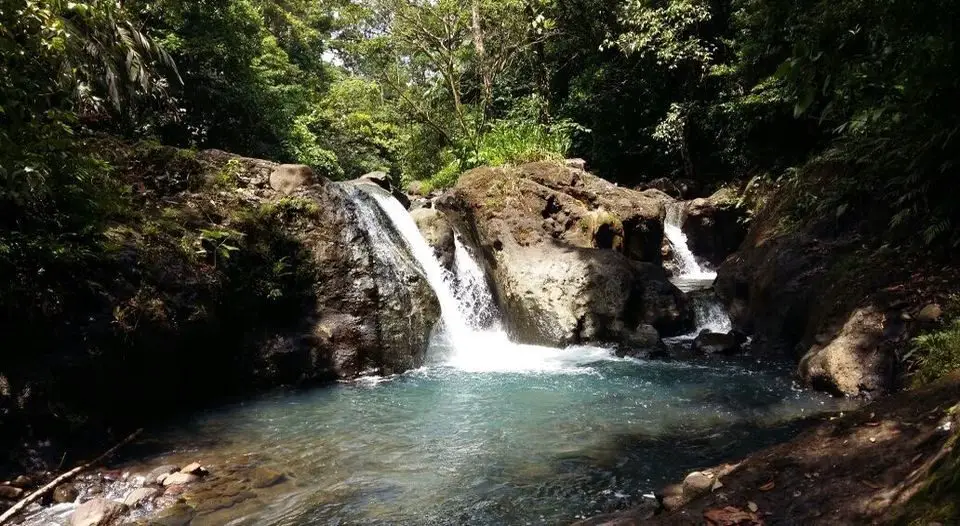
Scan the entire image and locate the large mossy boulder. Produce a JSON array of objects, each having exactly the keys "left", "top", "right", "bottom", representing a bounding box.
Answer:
[{"left": 440, "top": 161, "right": 690, "bottom": 346}]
